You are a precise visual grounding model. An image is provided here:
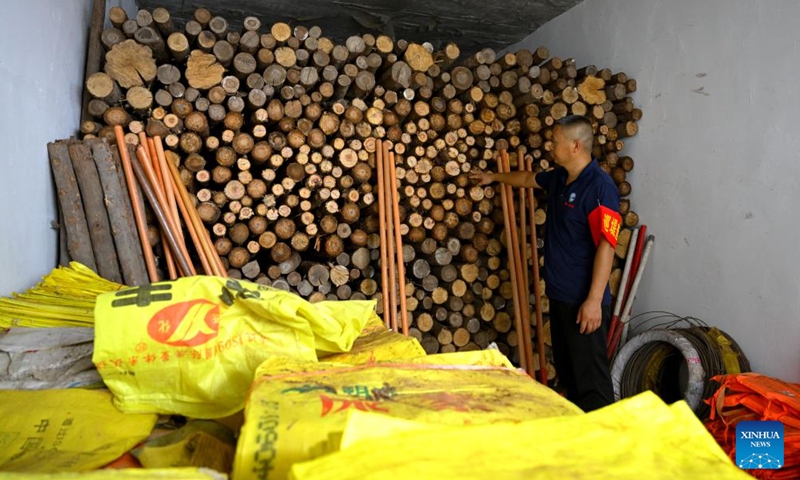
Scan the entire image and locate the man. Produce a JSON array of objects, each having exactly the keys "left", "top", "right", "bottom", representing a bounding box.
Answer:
[{"left": 469, "top": 115, "right": 621, "bottom": 412}]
